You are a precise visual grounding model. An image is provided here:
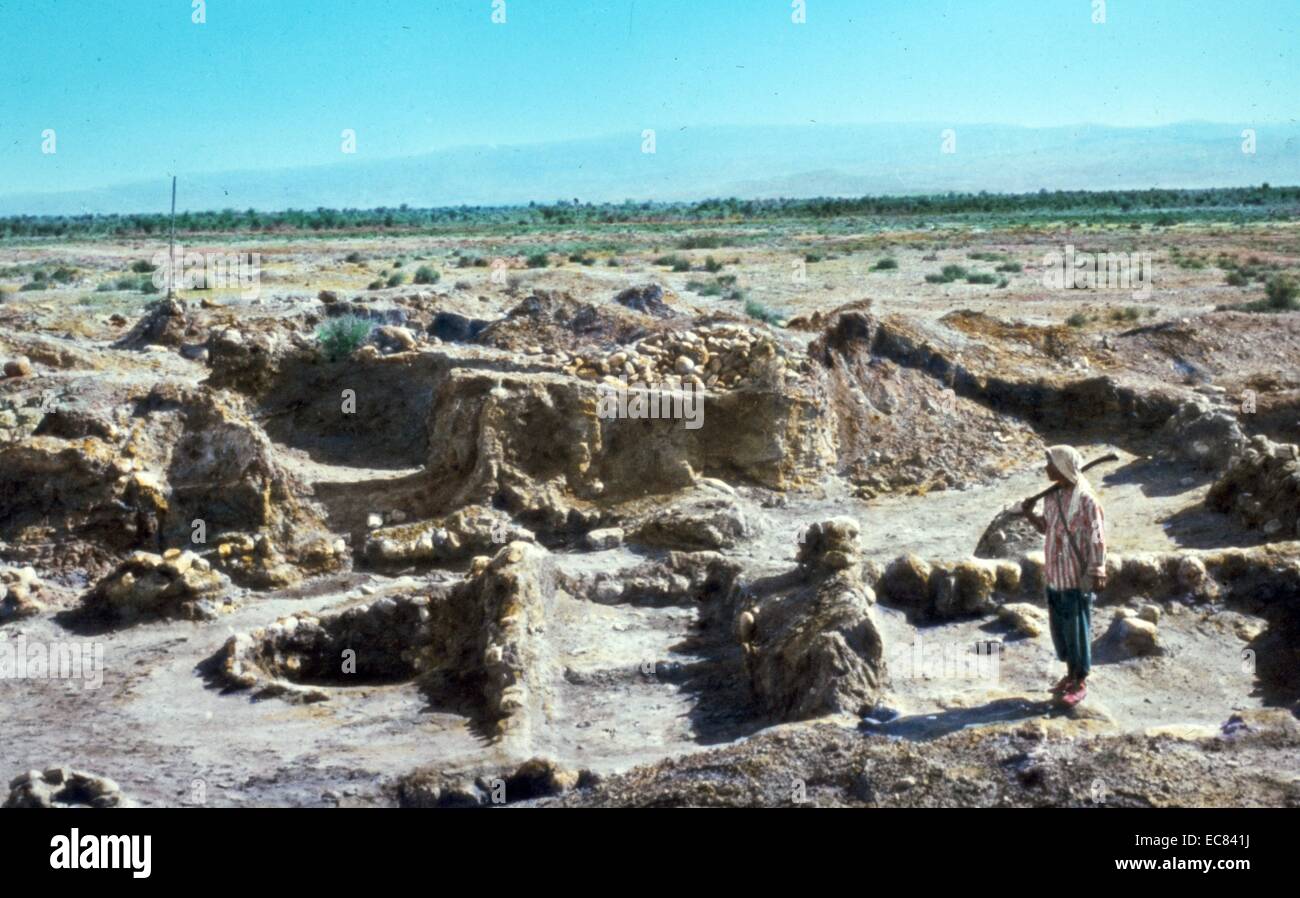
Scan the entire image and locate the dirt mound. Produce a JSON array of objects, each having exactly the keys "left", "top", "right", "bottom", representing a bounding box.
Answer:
[
  {"left": 475, "top": 290, "right": 653, "bottom": 352},
  {"left": 532, "top": 713, "right": 1300, "bottom": 807},
  {"left": 614, "top": 284, "right": 675, "bottom": 318},
  {"left": 114, "top": 297, "right": 193, "bottom": 350}
]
